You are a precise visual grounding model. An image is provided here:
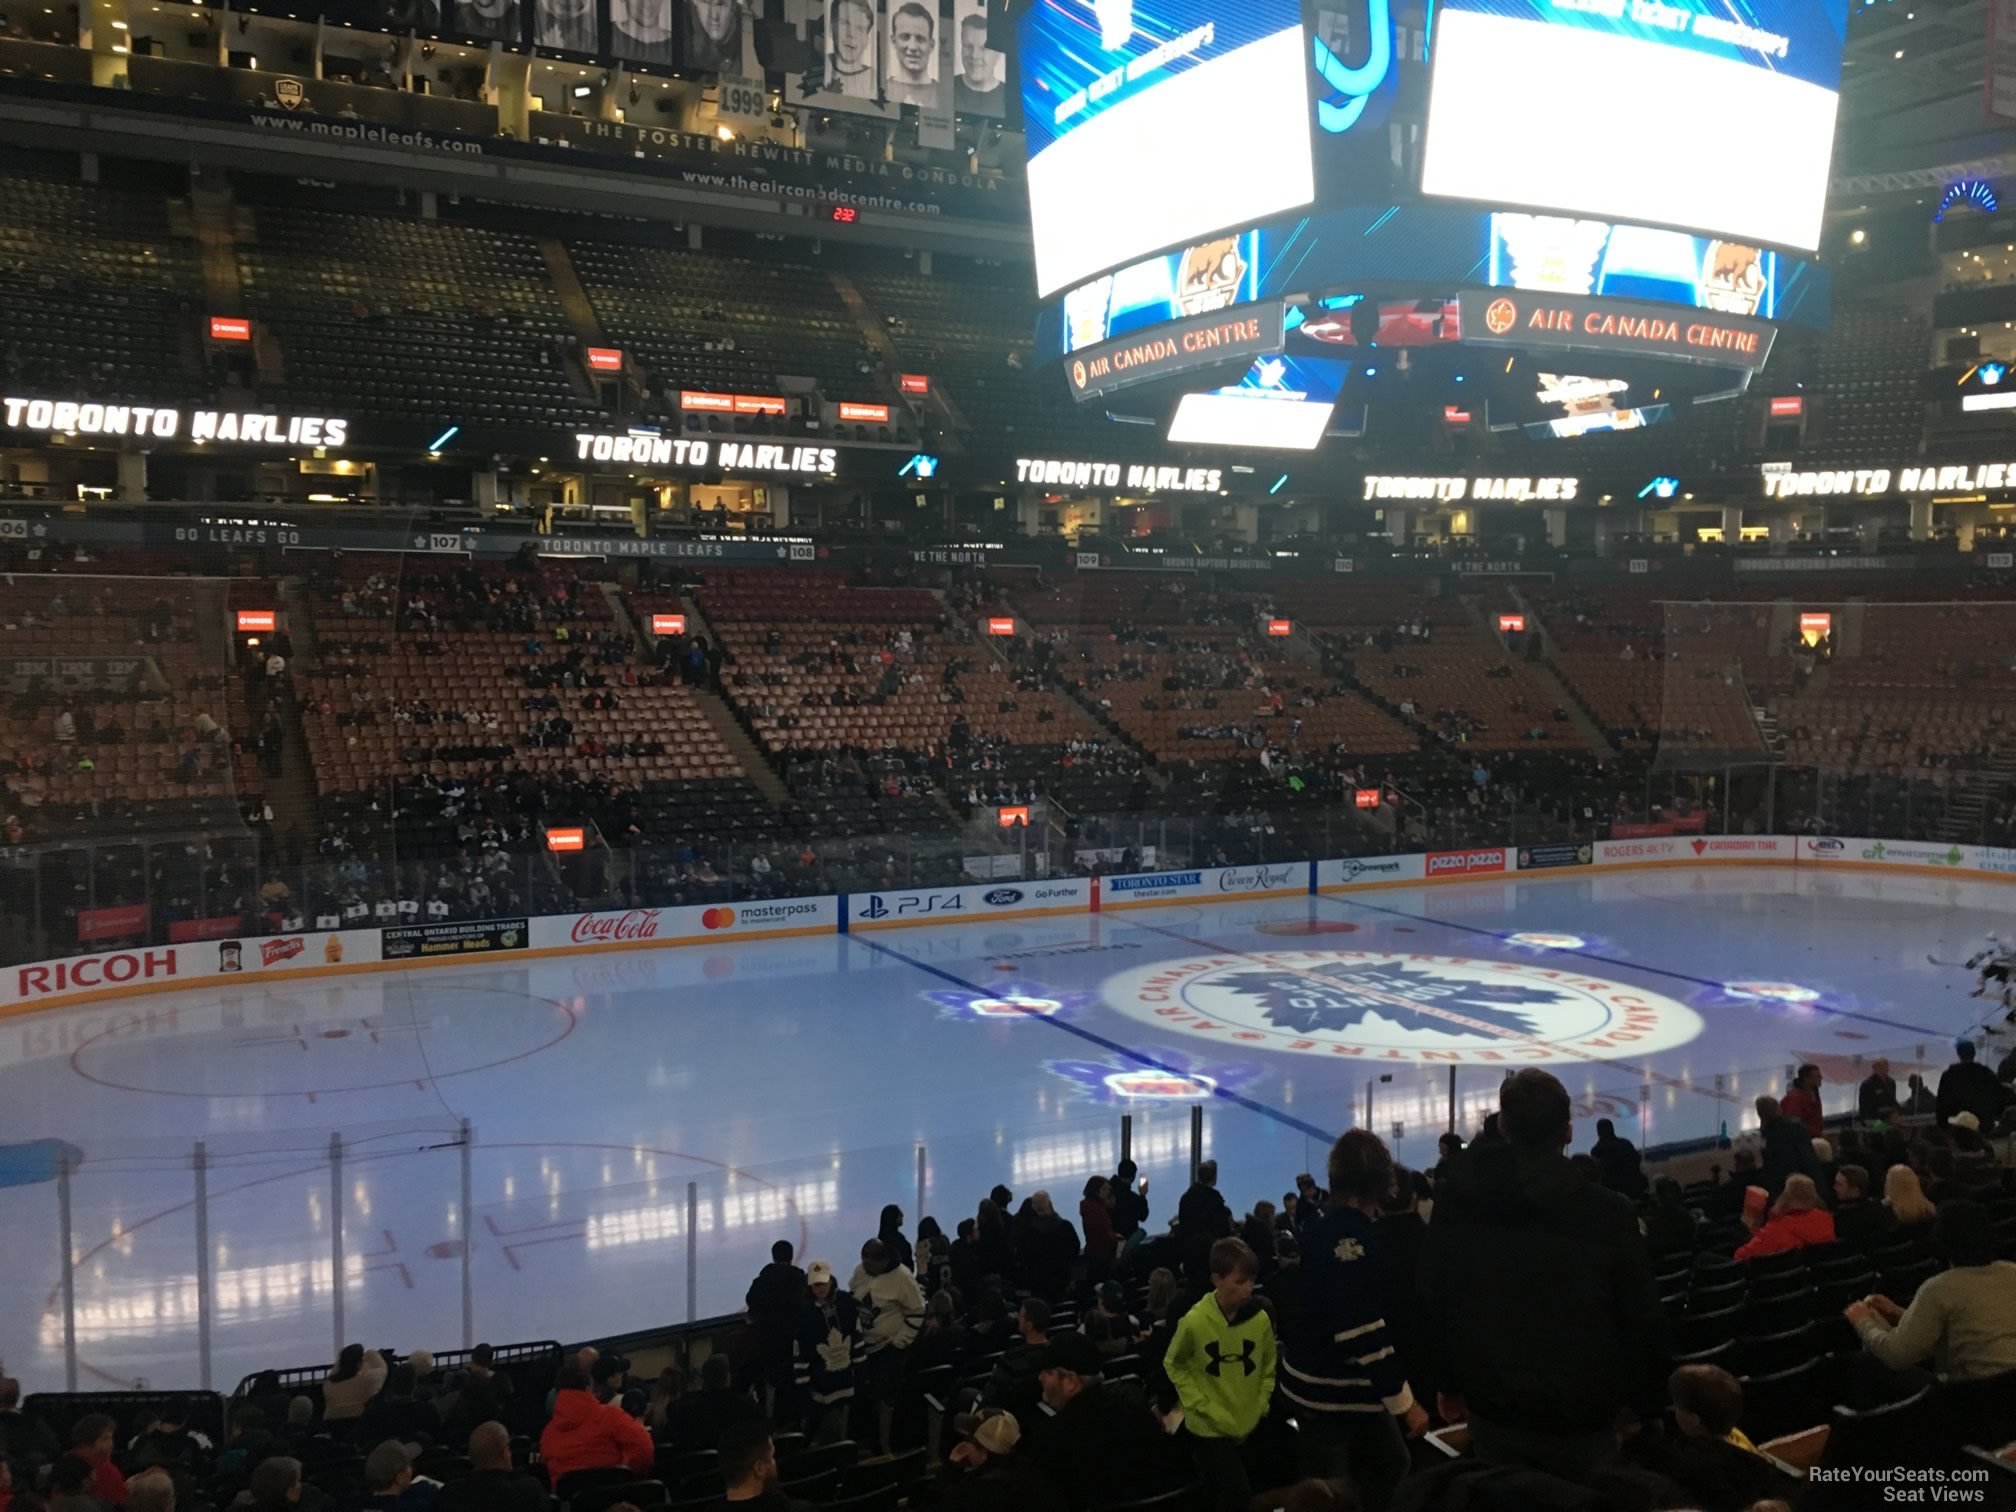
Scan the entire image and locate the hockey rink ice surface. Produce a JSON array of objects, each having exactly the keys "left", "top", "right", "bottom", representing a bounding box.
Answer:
[{"left": 2, "top": 864, "right": 2010, "bottom": 1391}]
